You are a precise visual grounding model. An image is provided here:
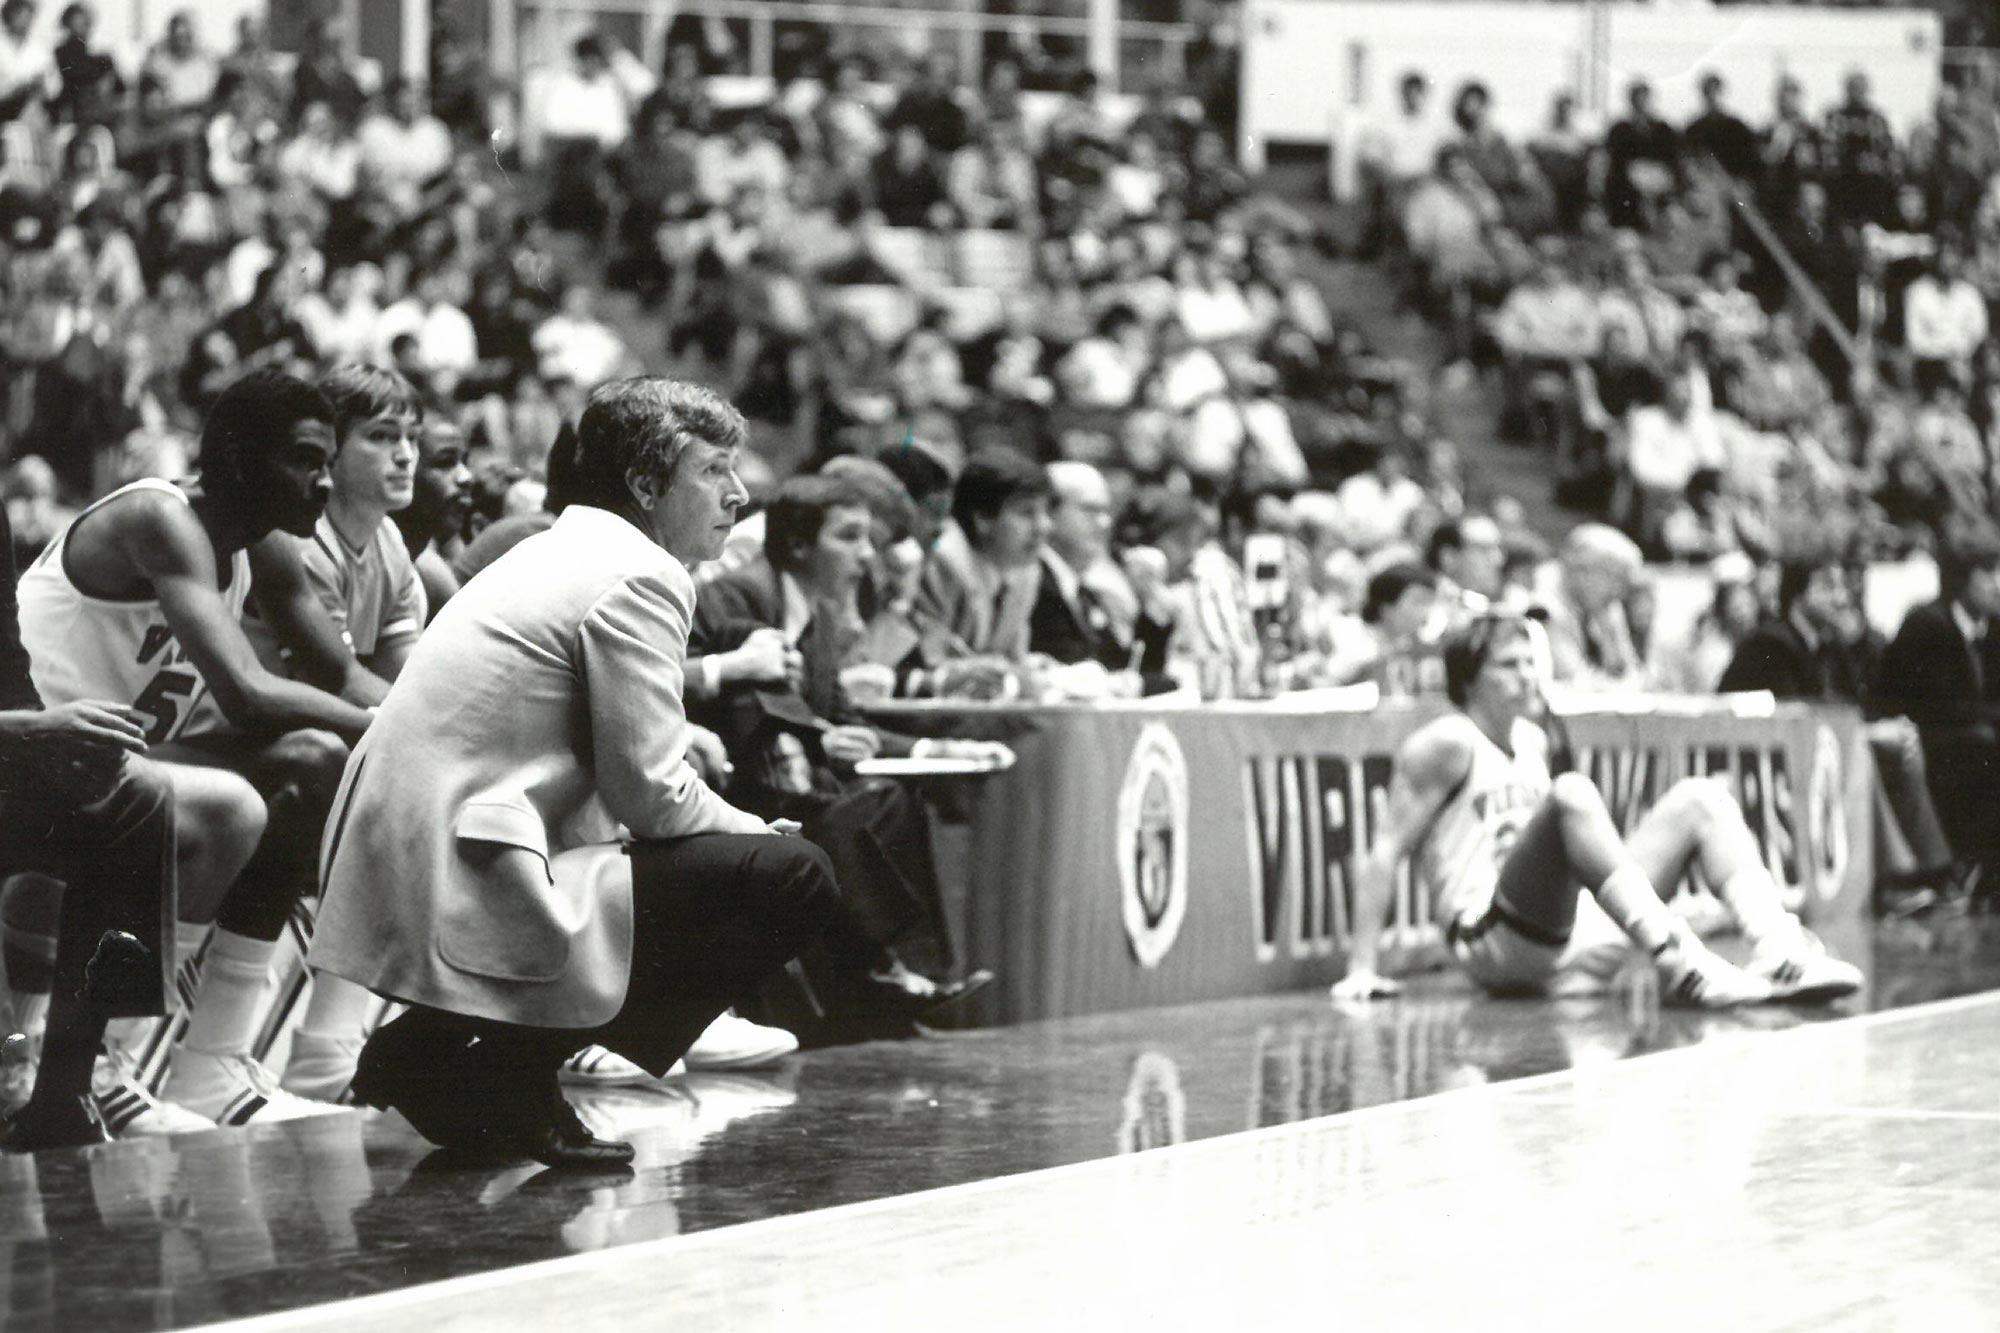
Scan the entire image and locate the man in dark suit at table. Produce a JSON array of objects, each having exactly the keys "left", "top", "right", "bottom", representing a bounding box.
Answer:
[
  {"left": 913, "top": 449, "right": 1049, "bottom": 663},
  {"left": 691, "top": 473, "right": 1002, "bottom": 1030},
  {"left": 1030, "top": 463, "right": 1171, "bottom": 687},
  {"left": 1875, "top": 521, "right": 2000, "bottom": 901},
  {"left": 1721, "top": 549, "right": 1960, "bottom": 910},
  {"left": 1718, "top": 553, "right": 1870, "bottom": 701}
]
